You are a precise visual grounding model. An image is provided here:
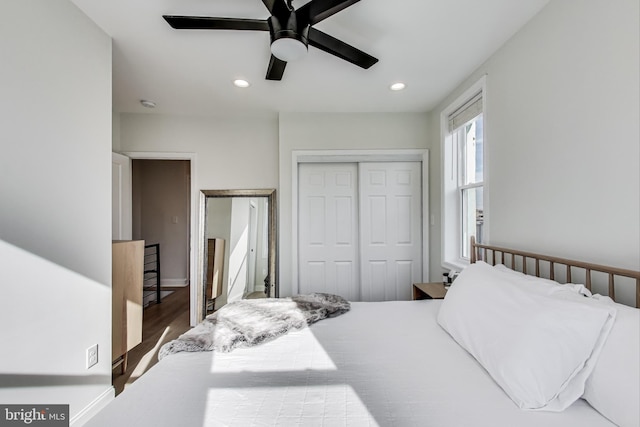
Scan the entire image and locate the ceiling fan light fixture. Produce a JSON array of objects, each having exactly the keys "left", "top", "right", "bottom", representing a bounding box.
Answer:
[
  {"left": 268, "top": 14, "right": 308, "bottom": 62},
  {"left": 271, "top": 36, "right": 308, "bottom": 62}
]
